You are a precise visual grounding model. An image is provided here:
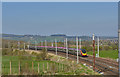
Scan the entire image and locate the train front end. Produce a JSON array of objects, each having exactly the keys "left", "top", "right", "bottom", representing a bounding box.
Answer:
[{"left": 81, "top": 49, "right": 87, "bottom": 57}]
